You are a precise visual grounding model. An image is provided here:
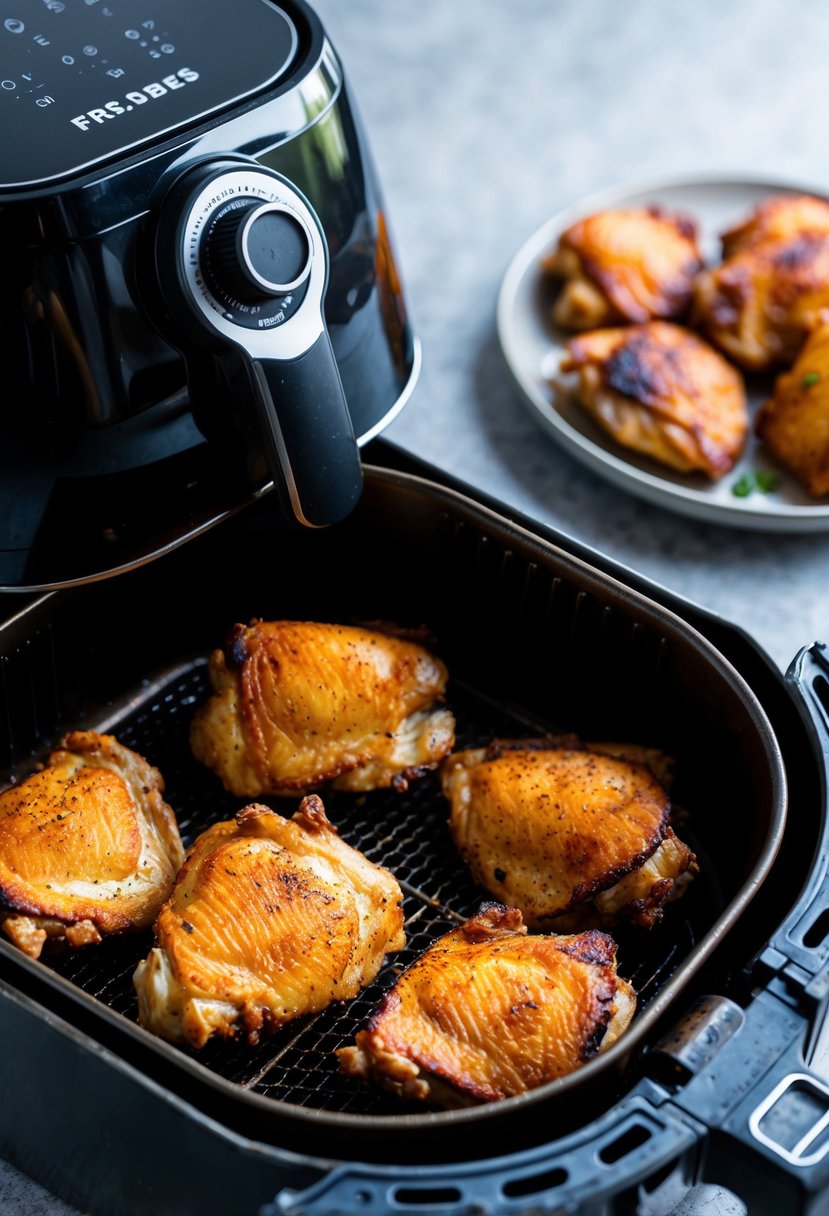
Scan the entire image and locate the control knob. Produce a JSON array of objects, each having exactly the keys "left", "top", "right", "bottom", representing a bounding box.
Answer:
[{"left": 201, "top": 200, "right": 312, "bottom": 305}]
